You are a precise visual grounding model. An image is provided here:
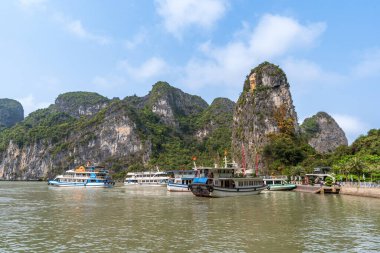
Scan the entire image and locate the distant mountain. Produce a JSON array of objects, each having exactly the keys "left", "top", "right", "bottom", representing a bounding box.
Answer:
[
  {"left": 351, "top": 129, "right": 380, "bottom": 156},
  {"left": 0, "top": 98, "right": 24, "bottom": 129},
  {"left": 54, "top": 91, "right": 110, "bottom": 118},
  {"left": 0, "top": 83, "right": 231, "bottom": 180},
  {"left": 231, "top": 62, "right": 299, "bottom": 170},
  {"left": 143, "top": 81, "right": 209, "bottom": 126},
  {"left": 0, "top": 63, "right": 357, "bottom": 180},
  {"left": 300, "top": 112, "right": 348, "bottom": 153}
]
